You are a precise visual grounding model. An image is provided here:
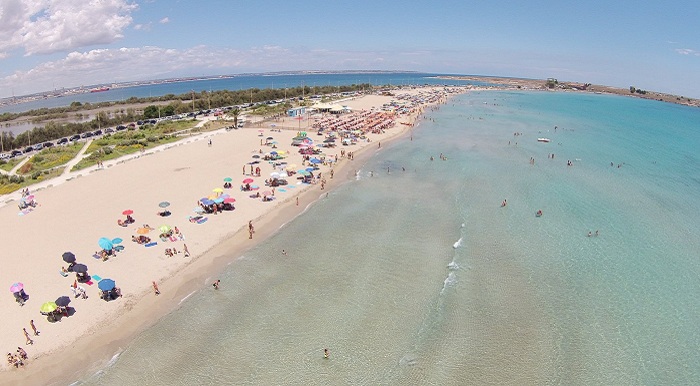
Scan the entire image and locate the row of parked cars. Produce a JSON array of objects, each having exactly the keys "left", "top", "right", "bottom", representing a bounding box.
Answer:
[{"left": 0, "top": 119, "right": 160, "bottom": 160}]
